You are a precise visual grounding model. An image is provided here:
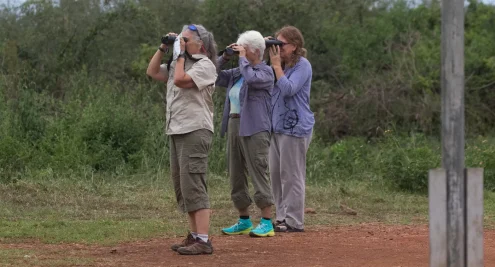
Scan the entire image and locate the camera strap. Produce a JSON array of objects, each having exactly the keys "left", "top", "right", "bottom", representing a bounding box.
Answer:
[
  {"left": 166, "top": 52, "right": 201, "bottom": 72},
  {"left": 166, "top": 55, "right": 174, "bottom": 72}
]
